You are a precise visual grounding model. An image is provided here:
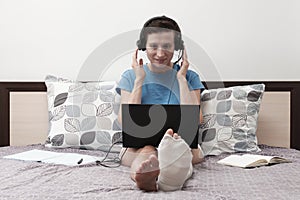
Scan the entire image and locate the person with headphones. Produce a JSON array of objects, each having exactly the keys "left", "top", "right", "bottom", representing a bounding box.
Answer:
[{"left": 116, "top": 16, "right": 205, "bottom": 192}]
